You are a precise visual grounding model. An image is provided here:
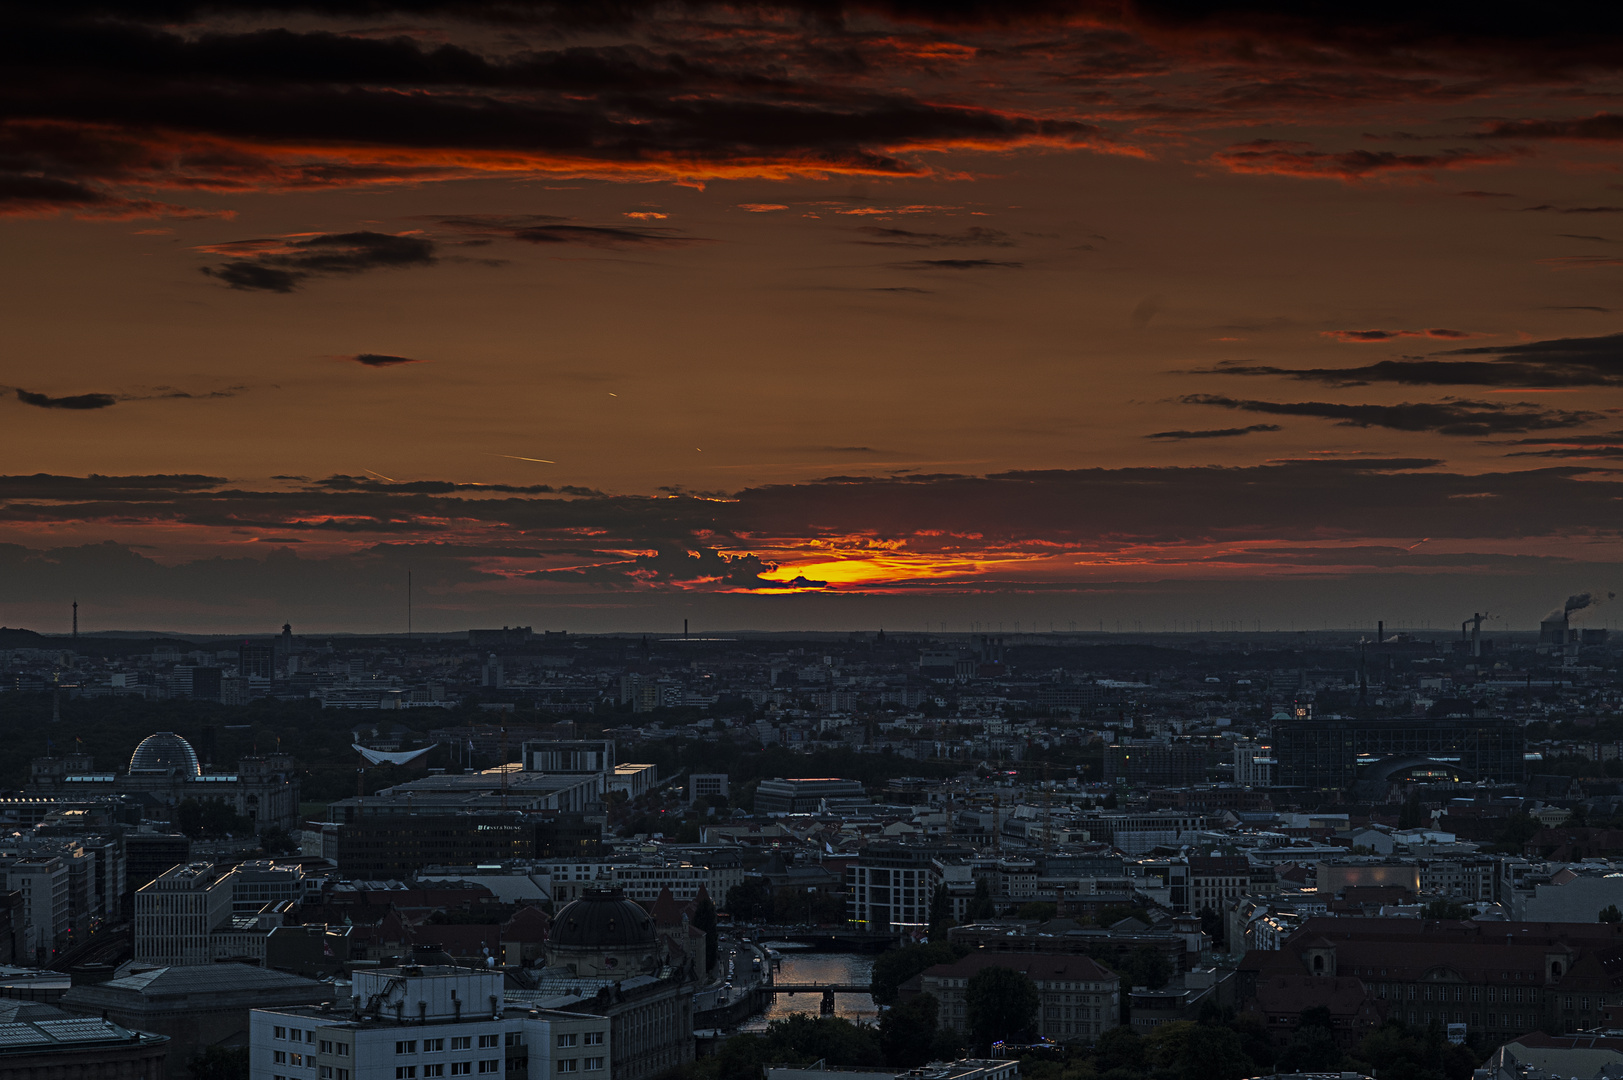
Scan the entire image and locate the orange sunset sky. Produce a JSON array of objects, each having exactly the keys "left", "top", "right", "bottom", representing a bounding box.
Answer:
[{"left": 4, "top": 0, "right": 1623, "bottom": 632}]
